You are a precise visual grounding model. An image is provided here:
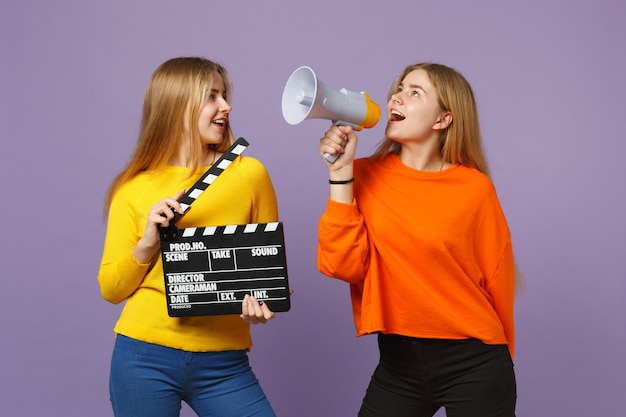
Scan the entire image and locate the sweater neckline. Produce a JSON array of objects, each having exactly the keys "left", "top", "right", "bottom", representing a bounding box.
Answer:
[
  {"left": 159, "top": 165, "right": 213, "bottom": 175},
  {"left": 387, "top": 153, "right": 460, "bottom": 177}
]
